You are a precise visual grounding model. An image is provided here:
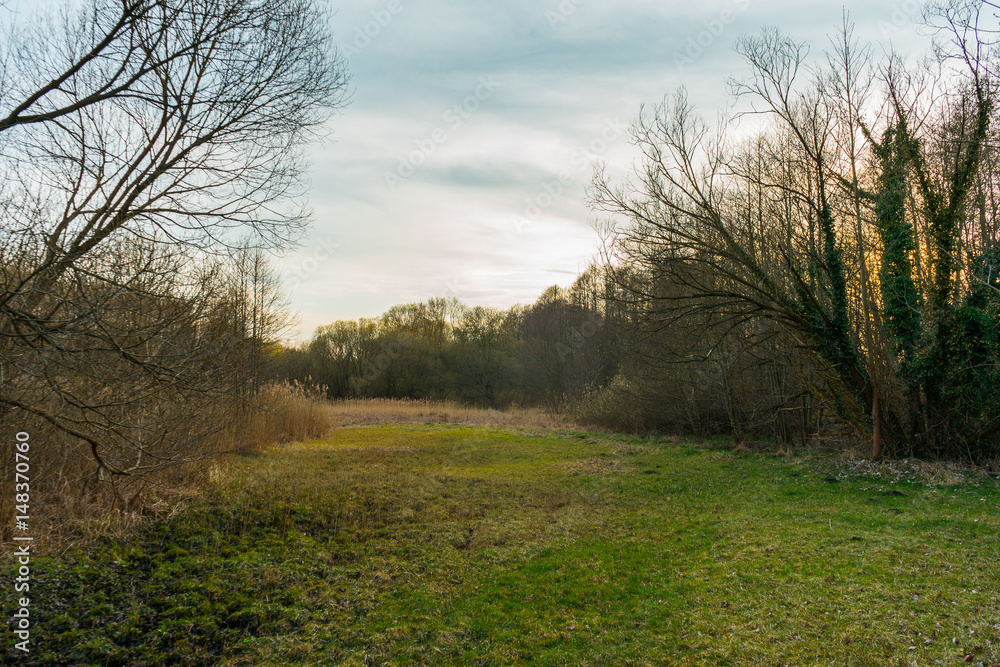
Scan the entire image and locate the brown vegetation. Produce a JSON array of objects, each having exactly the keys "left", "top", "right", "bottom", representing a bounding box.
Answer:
[
  {"left": 324, "top": 397, "right": 579, "bottom": 430},
  {"left": 0, "top": 0, "right": 348, "bottom": 549},
  {"left": 5, "top": 381, "right": 332, "bottom": 554}
]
